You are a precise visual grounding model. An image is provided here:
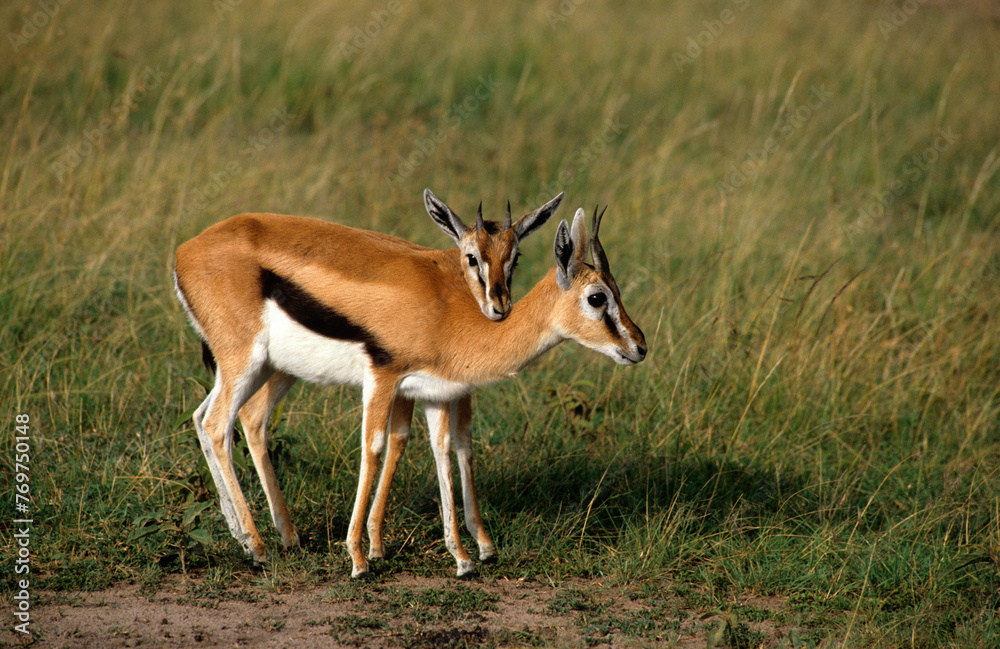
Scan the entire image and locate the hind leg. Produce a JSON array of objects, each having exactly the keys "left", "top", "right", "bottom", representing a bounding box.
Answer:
[
  {"left": 453, "top": 394, "right": 496, "bottom": 563},
  {"left": 238, "top": 371, "right": 300, "bottom": 550},
  {"left": 425, "top": 400, "right": 475, "bottom": 577},
  {"left": 194, "top": 353, "right": 272, "bottom": 561},
  {"left": 194, "top": 332, "right": 273, "bottom": 562}
]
